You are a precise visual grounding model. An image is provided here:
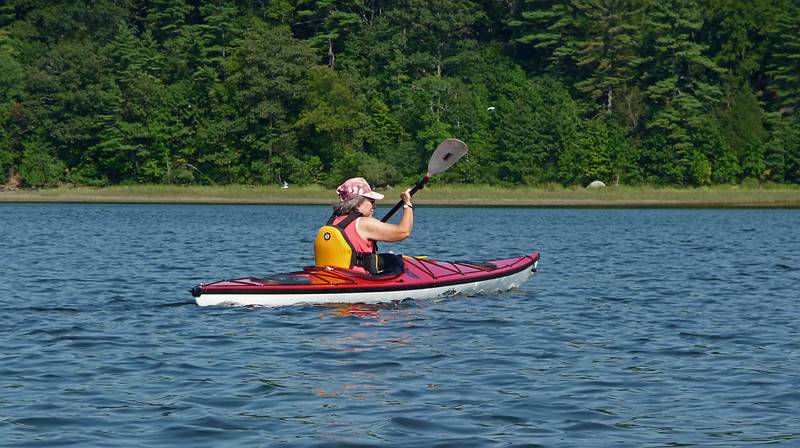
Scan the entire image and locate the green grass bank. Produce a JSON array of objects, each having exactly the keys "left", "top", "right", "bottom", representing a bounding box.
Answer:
[{"left": 2, "top": 184, "right": 800, "bottom": 207}]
